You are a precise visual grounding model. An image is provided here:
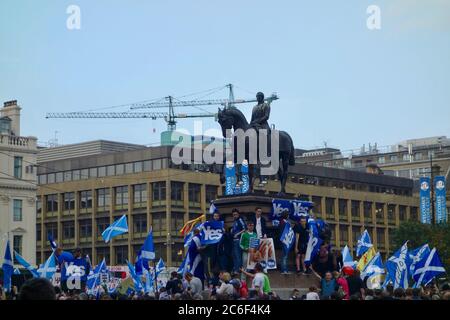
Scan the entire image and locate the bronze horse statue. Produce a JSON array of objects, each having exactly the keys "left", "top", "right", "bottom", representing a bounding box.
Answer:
[{"left": 217, "top": 106, "right": 295, "bottom": 195}]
